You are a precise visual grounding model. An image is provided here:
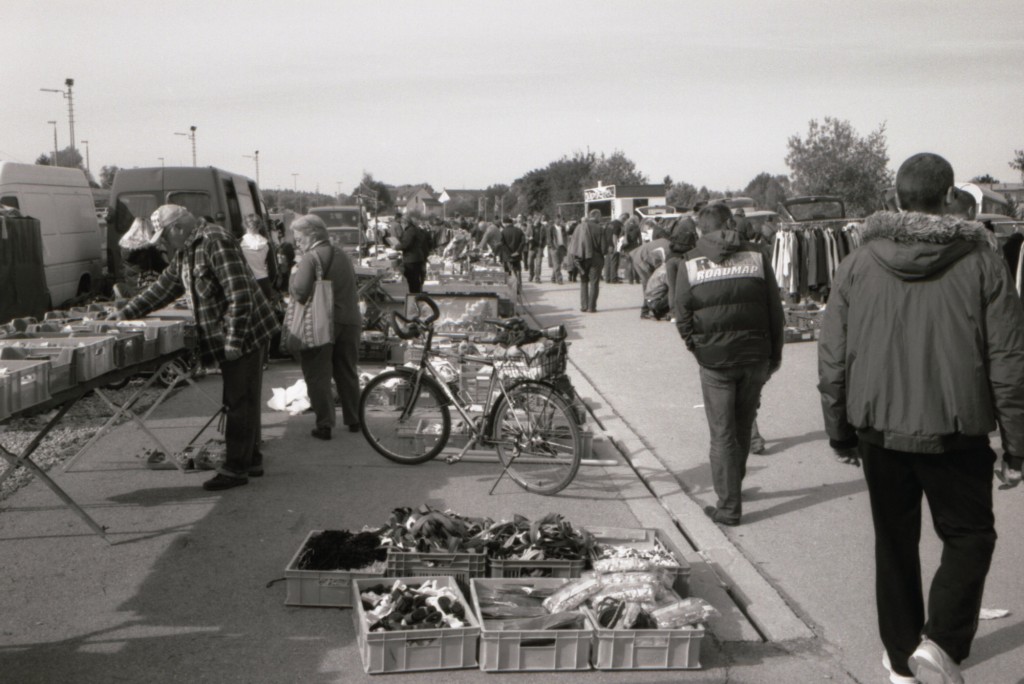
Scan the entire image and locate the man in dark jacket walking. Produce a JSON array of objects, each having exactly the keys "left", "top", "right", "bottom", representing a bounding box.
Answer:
[
  {"left": 818, "top": 153, "right": 1024, "bottom": 684},
  {"left": 398, "top": 216, "right": 431, "bottom": 294},
  {"left": 674, "top": 203, "right": 784, "bottom": 526},
  {"left": 570, "top": 210, "right": 607, "bottom": 312},
  {"left": 499, "top": 217, "right": 526, "bottom": 293}
]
